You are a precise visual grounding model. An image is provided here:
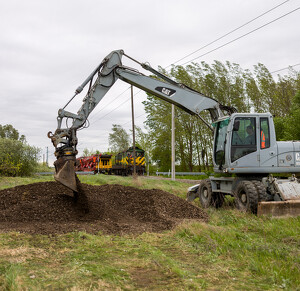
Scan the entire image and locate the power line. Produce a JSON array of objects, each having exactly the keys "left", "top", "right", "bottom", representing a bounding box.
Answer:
[
  {"left": 87, "top": 3, "right": 298, "bottom": 129},
  {"left": 271, "top": 63, "right": 300, "bottom": 74},
  {"left": 89, "top": 96, "right": 131, "bottom": 125},
  {"left": 180, "top": 6, "right": 300, "bottom": 66},
  {"left": 167, "top": 0, "right": 290, "bottom": 68},
  {"left": 89, "top": 89, "right": 144, "bottom": 125},
  {"left": 105, "top": 2, "right": 297, "bottom": 123},
  {"left": 122, "top": 112, "right": 147, "bottom": 126},
  {"left": 79, "top": 3, "right": 300, "bottom": 145},
  {"left": 88, "top": 86, "right": 131, "bottom": 123}
]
